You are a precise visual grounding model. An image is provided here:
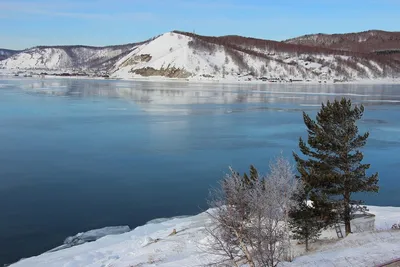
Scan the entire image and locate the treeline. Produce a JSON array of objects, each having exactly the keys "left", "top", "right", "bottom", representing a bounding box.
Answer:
[
  {"left": 375, "top": 49, "right": 400, "bottom": 55},
  {"left": 175, "top": 30, "right": 280, "bottom": 63},
  {"left": 286, "top": 30, "right": 400, "bottom": 54}
]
